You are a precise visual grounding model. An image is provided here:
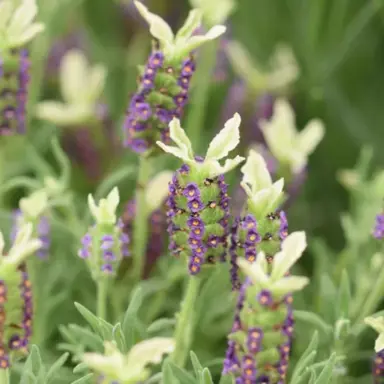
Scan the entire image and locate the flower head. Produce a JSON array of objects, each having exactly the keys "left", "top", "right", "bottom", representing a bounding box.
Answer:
[
  {"left": 365, "top": 316, "right": 384, "bottom": 381},
  {"left": 36, "top": 50, "right": 107, "bottom": 126},
  {"left": 123, "top": 2, "right": 226, "bottom": 154},
  {"left": 260, "top": 99, "right": 325, "bottom": 174},
  {"left": 157, "top": 114, "right": 244, "bottom": 179},
  {"left": 81, "top": 188, "right": 130, "bottom": 278},
  {"left": 223, "top": 232, "right": 308, "bottom": 383},
  {"left": 134, "top": 2, "right": 225, "bottom": 62},
  {"left": 240, "top": 150, "right": 284, "bottom": 220},
  {"left": 0, "top": 0, "right": 44, "bottom": 50},
  {"left": 83, "top": 338, "right": 174, "bottom": 383},
  {"left": 0, "top": 223, "right": 41, "bottom": 369},
  {"left": 160, "top": 115, "right": 244, "bottom": 275},
  {"left": 227, "top": 41, "right": 299, "bottom": 94}
]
